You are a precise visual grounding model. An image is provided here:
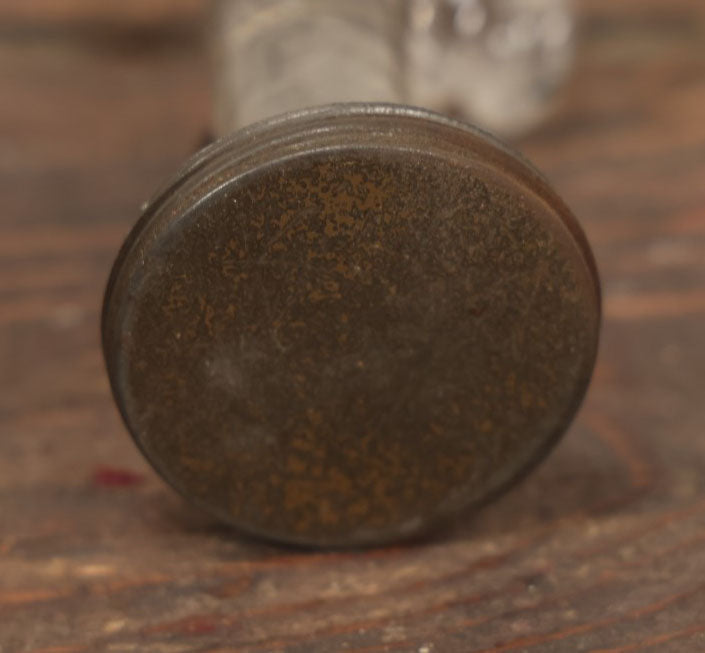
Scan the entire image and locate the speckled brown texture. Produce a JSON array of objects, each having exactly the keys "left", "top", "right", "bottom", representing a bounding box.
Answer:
[{"left": 103, "top": 105, "right": 600, "bottom": 546}]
